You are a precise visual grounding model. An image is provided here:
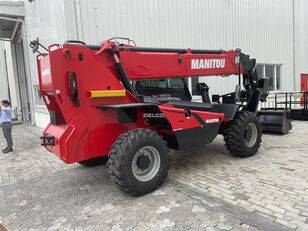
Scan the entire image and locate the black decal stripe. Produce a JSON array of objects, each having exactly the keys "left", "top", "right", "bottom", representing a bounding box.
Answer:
[{"left": 192, "top": 113, "right": 206, "bottom": 125}]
